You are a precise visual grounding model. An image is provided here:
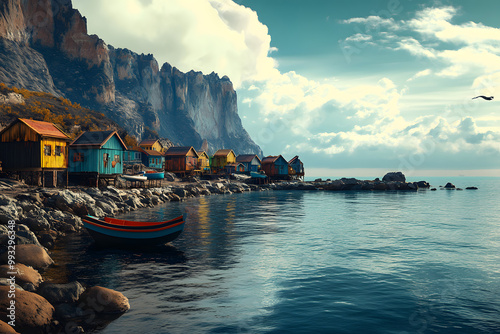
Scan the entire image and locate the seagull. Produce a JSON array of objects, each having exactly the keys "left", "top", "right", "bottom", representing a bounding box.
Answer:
[{"left": 472, "top": 95, "right": 494, "bottom": 100}]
